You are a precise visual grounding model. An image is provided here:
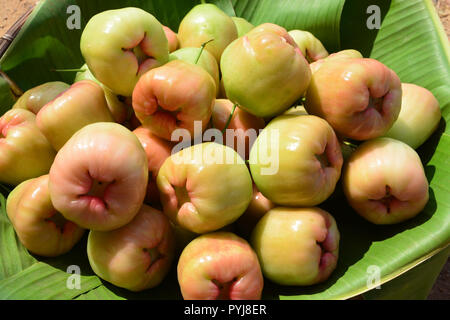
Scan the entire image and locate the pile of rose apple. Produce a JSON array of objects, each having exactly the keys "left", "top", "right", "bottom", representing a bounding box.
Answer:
[{"left": 0, "top": 4, "right": 441, "bottom": 299}]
